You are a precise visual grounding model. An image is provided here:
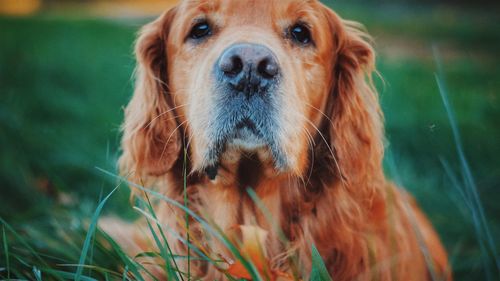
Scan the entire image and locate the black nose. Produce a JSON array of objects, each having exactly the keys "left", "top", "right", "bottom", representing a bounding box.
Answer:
[{"left": 217, "top": 43, "right": 279, "bottom": 96}]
